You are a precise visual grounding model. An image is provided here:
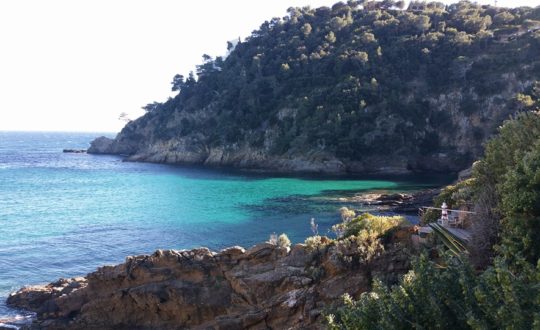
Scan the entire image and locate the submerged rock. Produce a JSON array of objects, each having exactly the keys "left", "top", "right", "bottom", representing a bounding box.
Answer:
[
  {"left": 62, "top": 149, "right": 86, "bottom": 153},
  {"left": 8, "top": 236, "right": 412, "bottom": 329}
]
